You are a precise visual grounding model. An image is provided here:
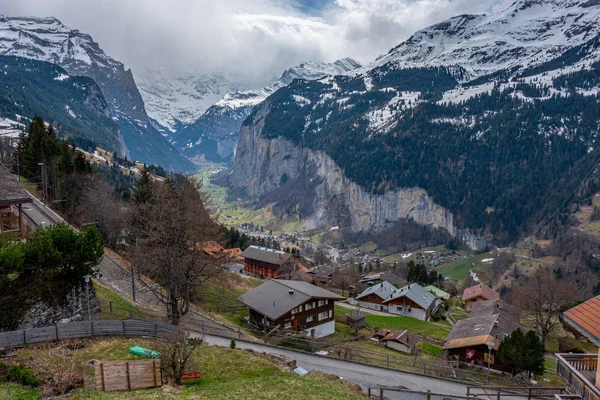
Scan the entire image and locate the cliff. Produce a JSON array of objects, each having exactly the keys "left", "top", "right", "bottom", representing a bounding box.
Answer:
[{"left": 230, "top": 103, "right": 477, "bottom": 245}]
